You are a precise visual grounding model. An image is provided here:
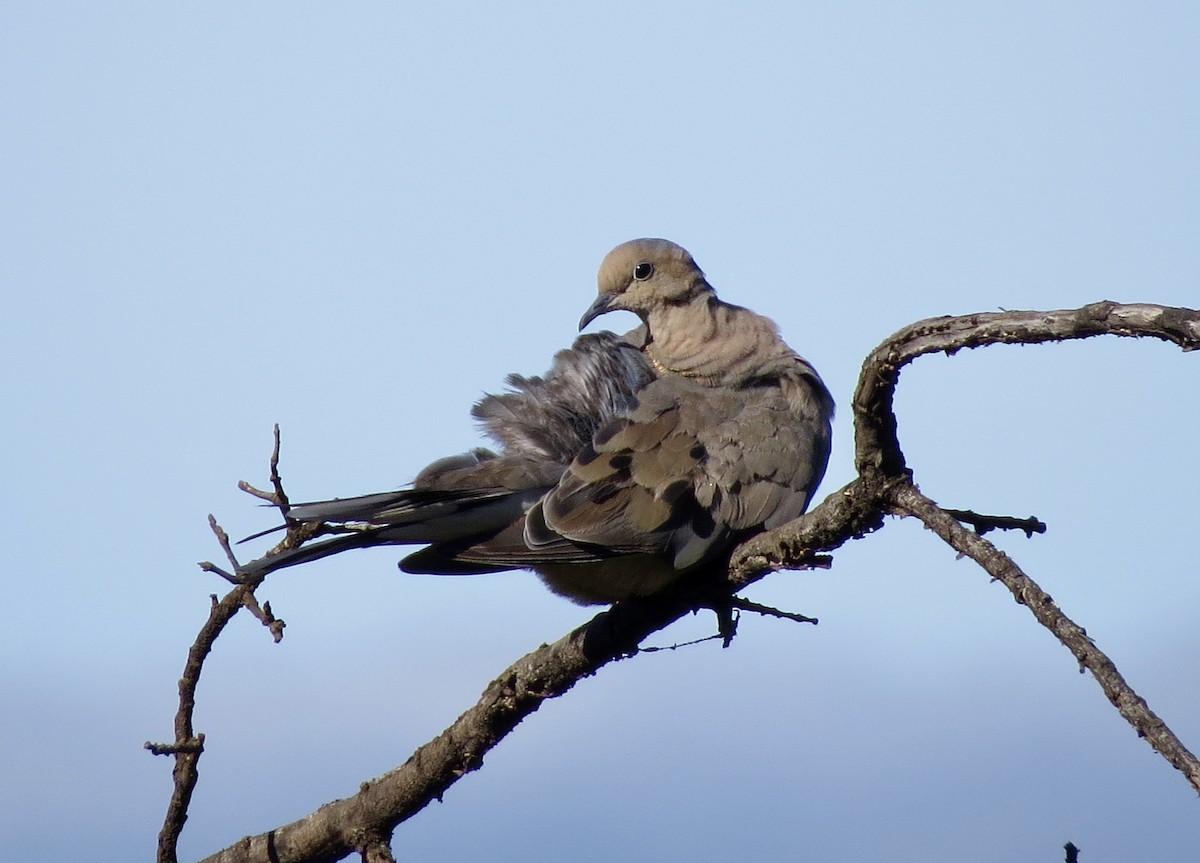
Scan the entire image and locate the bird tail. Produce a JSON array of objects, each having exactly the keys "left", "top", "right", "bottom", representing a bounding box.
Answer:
[
  {"left": 238, "top": 528, "right": 396, "bottom": 577},
  {"left": 238, "top": 486, "right": 547, "bottom": 577}
]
